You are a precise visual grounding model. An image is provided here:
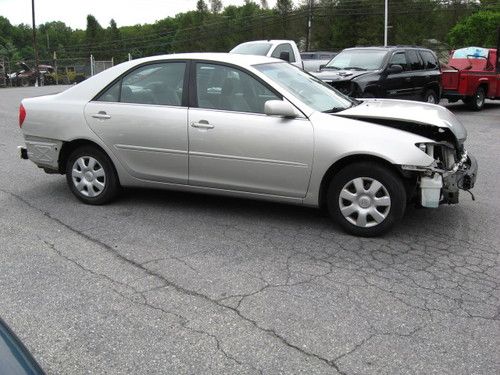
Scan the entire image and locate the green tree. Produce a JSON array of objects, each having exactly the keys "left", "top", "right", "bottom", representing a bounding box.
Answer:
[
  {"left": 275, "top": 0, "right": 293, "bottom": 38},
  {"left": 209, "top": 0, "right": 223, "bottom": 13},
  {"left": 447, "top": 10, "right": 500, "bottom": 48},
  {"left": 85, "top": 15, "right": 103, "bottom": 55}
]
